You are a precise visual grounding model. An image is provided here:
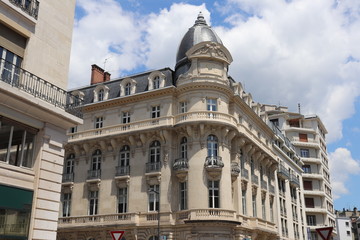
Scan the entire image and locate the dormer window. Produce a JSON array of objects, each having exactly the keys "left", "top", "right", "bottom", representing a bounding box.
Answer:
[
  {"left": 98, "top": 89, "right": 104, "bottom": 101},
  {"left": 93, "top": 85, "right": 109, "bottom": 102},
  {"left": 148, "top": 71, "right": 166, "bottom": 90},
  {"left": 125, "top": 83, "right": 131, "bottom": 96},
  {"left": 153, "top": 76, "right": 160, "bottom": 89},
  {"left": 120, "top": 78, "right": 136, "bottom": 96}
]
